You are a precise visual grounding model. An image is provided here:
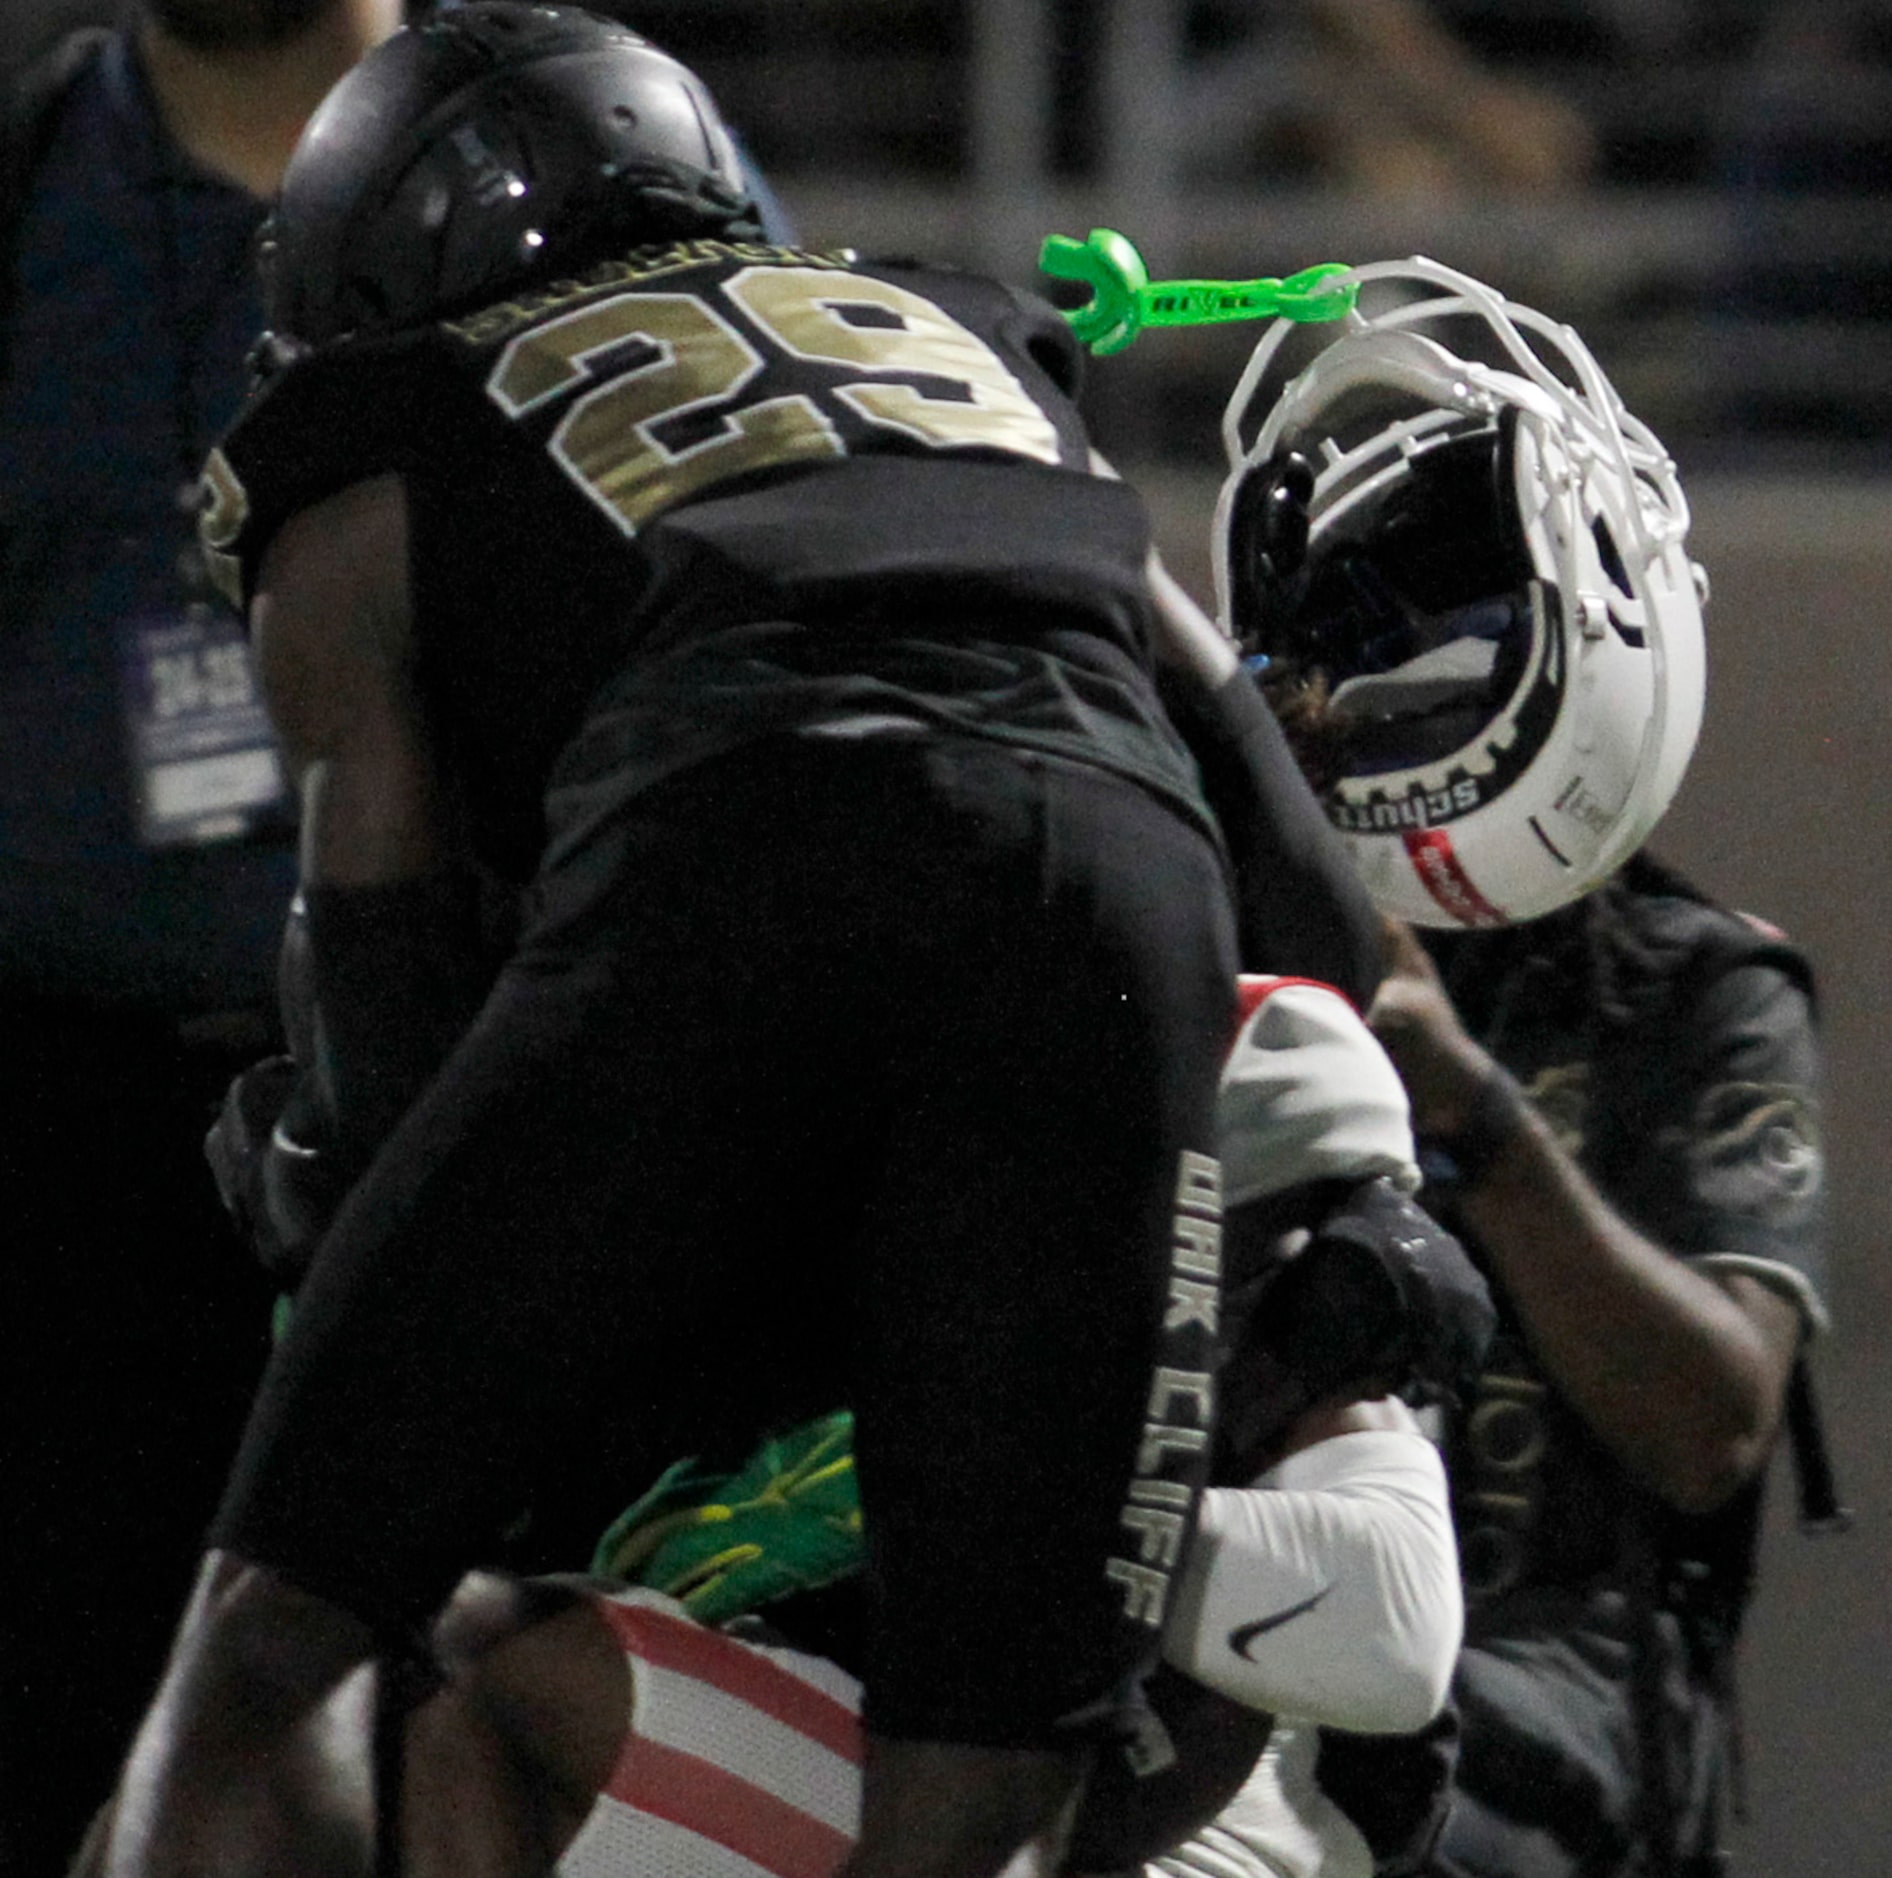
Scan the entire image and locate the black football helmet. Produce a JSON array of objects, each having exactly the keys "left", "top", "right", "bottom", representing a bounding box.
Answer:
[{"left": 259, "top": 1, "right": 763, "bottom": 347}]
